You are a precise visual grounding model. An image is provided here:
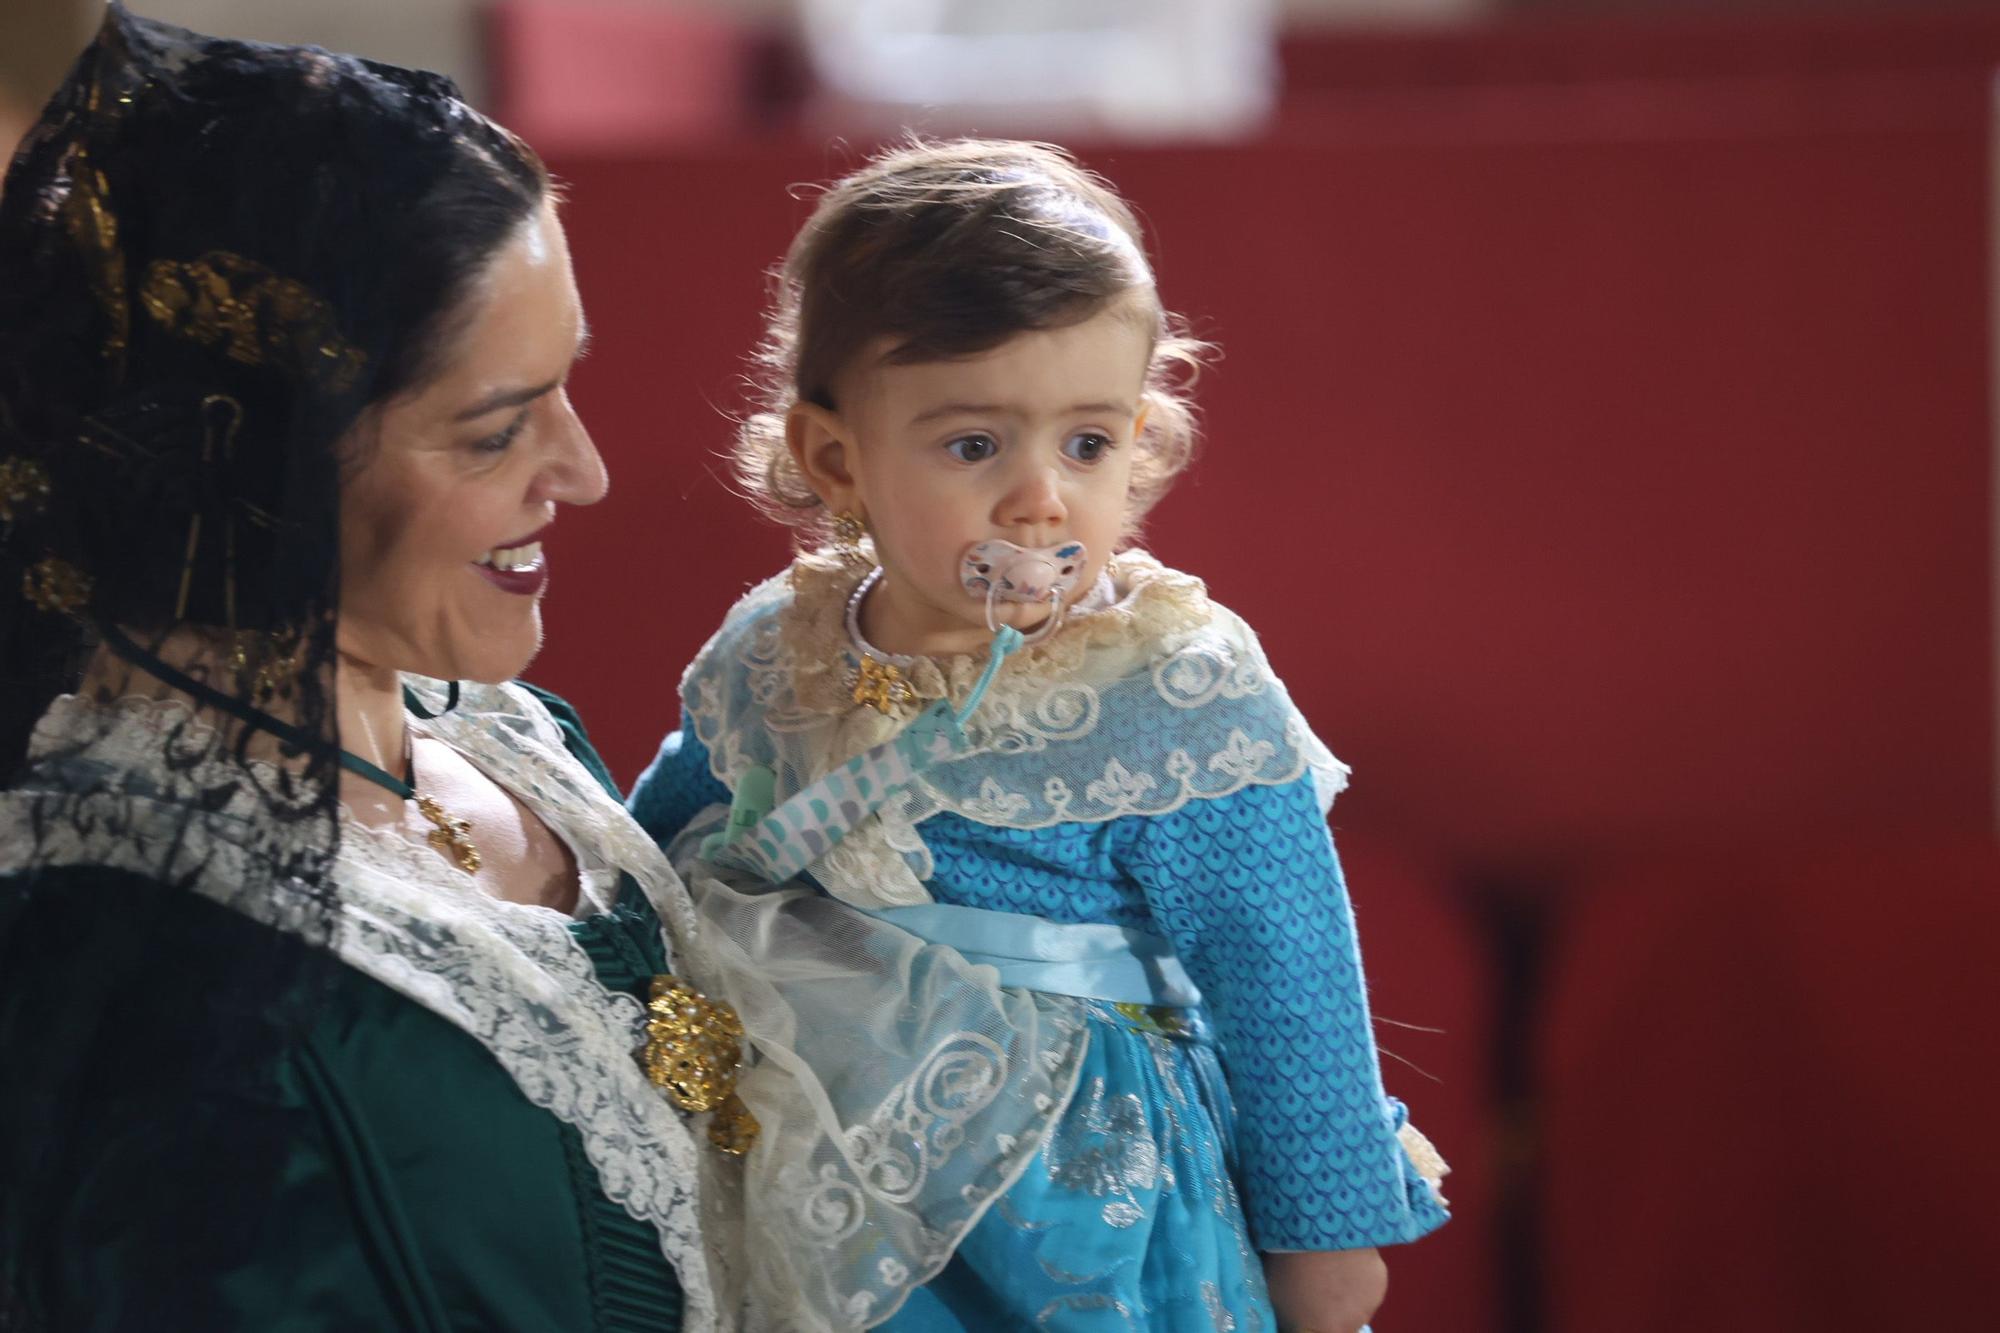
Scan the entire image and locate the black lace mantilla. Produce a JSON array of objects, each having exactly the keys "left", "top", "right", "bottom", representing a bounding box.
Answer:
[{"left": 0, "top": 6, "right": 545, "bottom": 1327}]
